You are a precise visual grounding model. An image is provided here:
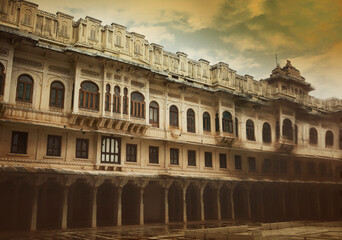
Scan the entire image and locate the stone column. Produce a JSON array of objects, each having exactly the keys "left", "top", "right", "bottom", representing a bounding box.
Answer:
[
  {"left": 91, "top": 186, "right": 98, "bottom": 228},
  {"left": 139, "top": 187, "right": 144, "bottom": 225},
  {"left": 164, "top": 187, "right": 169, "bottom": 224},
  {"left": 30, "top": 185, "right": 39, "bottom": 231},
  {"left": 217, "top": 188, "right": 221, "bottom": 221},
  {"left": 281, "top": 188, "right": 287, "bottom": 220},
  {"left": 259, "top": 187, "right": 264, "bottom": 221},
  {"left": 247, "top": 186, "right": 251, "bottom": 220},
  {"left": 61, "top": 186, "right": 69, "bottom": 230},
  {"left": 230, "top": 188, "right": 235, "bottom": 220},
  {"left": 200, "top": 185, "right": 205, "bottom": 221},
  {"left": 294, "top": 186, "right": 299, "bottom": 220},
  {"left": 315, "top": 189, "right": 321, "bottom": 220},
  {"left": 117, "top": 187, "right": 122, "bottom": 226},
  {"left": 183, "top": 186, "right": 187, "bottom": 223}
]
